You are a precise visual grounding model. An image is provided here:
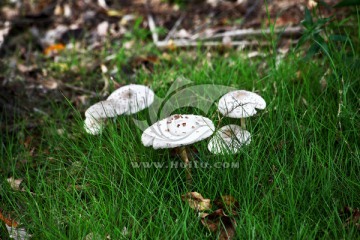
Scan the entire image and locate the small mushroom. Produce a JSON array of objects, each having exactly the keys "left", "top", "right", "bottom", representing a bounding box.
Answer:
[
  {"left": 84, "top": 84, "right": 154, "bottom": 135},
  {"left": 141, "top": 114, "right": 215, "bottom": 185},
  {"left": 218, "top": 90, "right": 266, "bottom": 129},
  {"left": 107, "top": 84, "right": 154, "bottom": 115},
  {"left": 208, "top": 124, "right": 251, "bottom": 154}
]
